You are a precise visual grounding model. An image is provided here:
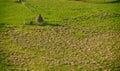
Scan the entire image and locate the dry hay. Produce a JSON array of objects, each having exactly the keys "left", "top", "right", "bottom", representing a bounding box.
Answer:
[
  {"left": 35, "top": 14, "right": 44, "bottom": 25},
  {"left": 6, "top": 26, "right": 120, "bottom": 70}
]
